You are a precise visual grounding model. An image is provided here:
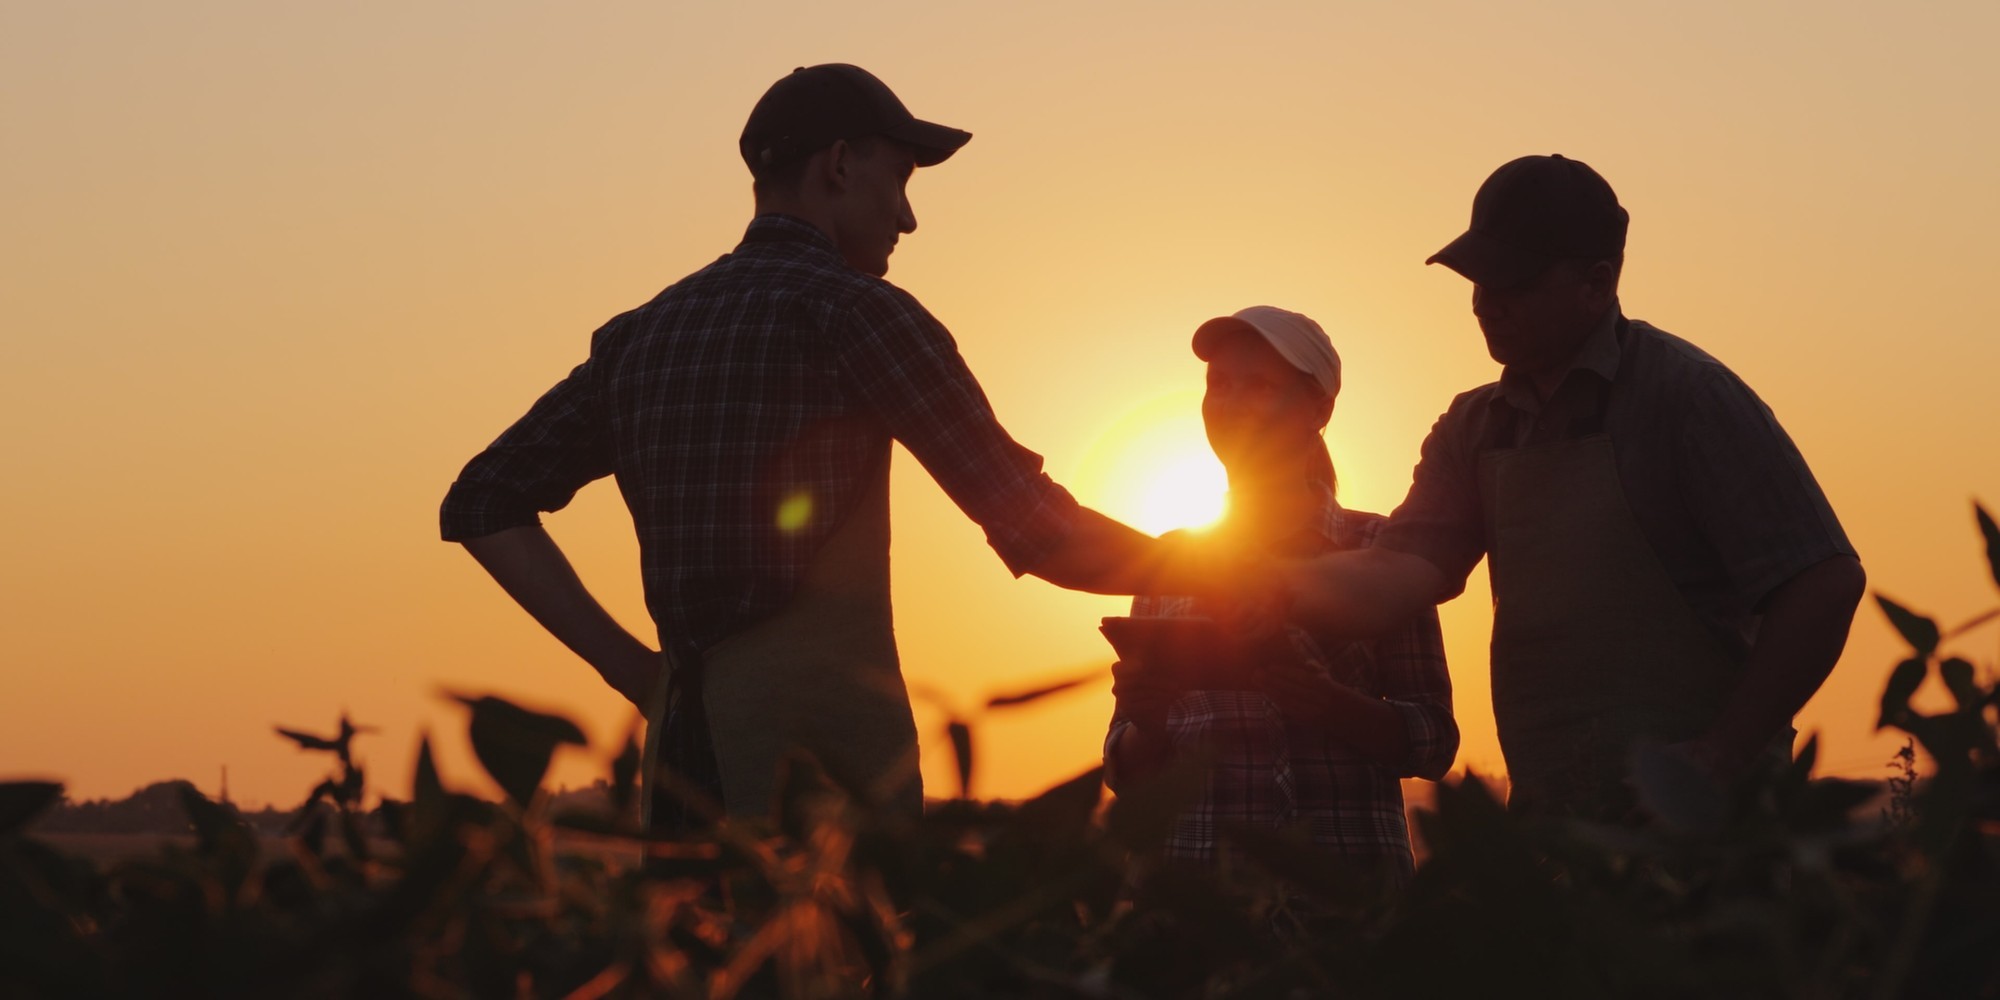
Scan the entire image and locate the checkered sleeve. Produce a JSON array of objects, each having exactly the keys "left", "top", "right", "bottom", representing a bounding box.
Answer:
[
  {"left": 836, "top": 285, "right": 1079, "bottom": 576},
  {"left": 440, "top": 359, "right": 616, "bottom": 541},
  {"left": 1372, "top": 608, "right": 1459, "bottom": 780},
  {"left": 1677, "top": 365, "right": 1856, "bottom": 611},
  {"left": 1351, "top": 515, "right": 1459, "bottom": 779},
  {"left": 1102, "top": 716, "right": 1137, "bottom": 792},
  {"left": 1378, "top": 392, "right": 1491, "bottom": 600}
]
